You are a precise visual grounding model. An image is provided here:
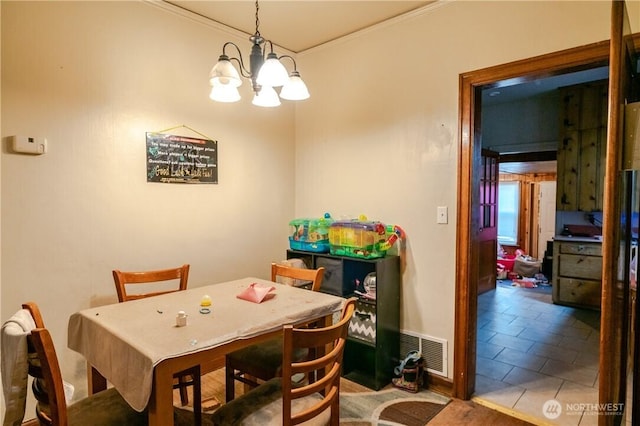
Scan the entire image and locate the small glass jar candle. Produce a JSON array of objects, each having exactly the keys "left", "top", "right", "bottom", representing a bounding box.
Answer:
[{"left": 200, "top": 295, "right": 212, "bottom": 307}]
